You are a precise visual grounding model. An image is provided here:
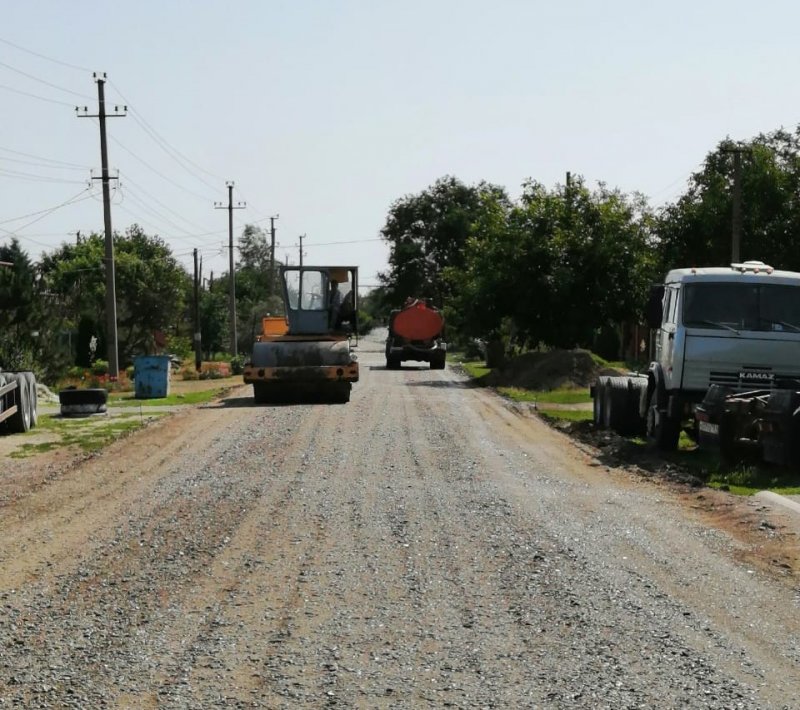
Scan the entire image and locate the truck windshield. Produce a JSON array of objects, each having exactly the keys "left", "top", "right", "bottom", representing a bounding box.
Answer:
[{"left": 683, "top": 283, "right": 800, "bottom": 332}]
